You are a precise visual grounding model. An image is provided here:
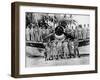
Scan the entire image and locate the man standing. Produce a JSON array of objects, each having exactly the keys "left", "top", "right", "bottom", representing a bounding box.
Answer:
[
  {"left": 74, "top": 26, "right": 79, "bottom": 40},
  {"left": 78, "top": 25, "right": 82, "bottom": 40},
  {"left": 26, "top": 25, "right": 31, "bottom": 41},
  {"left": 30, "top": 25, "right": 34, "bottom": 41},
  {"left": 62, "top": 40, "right": 69, "bottom": 58},
  {"left": 34, "top": 26, "right": 39, "bottom": 42},
  {"left": 82, "top": 24, "right": 87, "bottom": 40},
  {"left": 68, "top": 38, "right": 75, "bottom": 58},
  {"left": 74, "top": 39, "right": 80, "bottom": 57}
]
